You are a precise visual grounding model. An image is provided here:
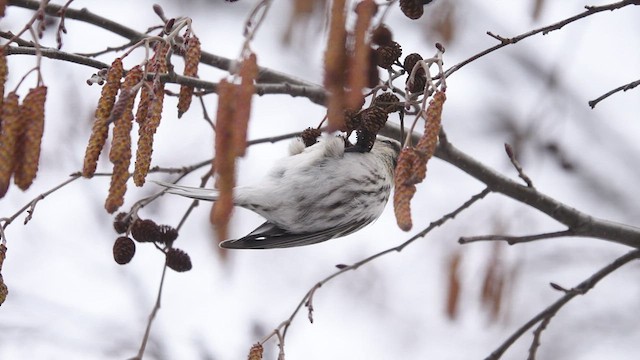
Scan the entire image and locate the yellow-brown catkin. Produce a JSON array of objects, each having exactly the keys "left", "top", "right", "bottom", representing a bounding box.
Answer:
[
  {"left": 393, "top": 147, "right": 421, "bottom": 231},
  {"left": 0, "top": 93, "right": 22, "bottom": 197},
  {"left": 0, "top": 243, "right": 7, "bottom": 305},
  {"left": 13, "top": 86, "right": 47, "bottom": 190},
  {"left": 109, "top": 66, "right": 142, "bottom": 165},
  {"left": 177, "top": 35, "right": 201, "bottom": 118},
  {"left": 0, "top": 50, "right": 7, "bottom": 123},
  {"left": 346, "top": 0, "right": 376, "bottom": 111},
  {"left": 105, "top": 160, "right": 129, "bottom": 213},
  {"left": 133, "top": 78, "right": 164, "bottom": 187},
  {"left": 416, "top": 90, "right": 446, "bottom": 157},
  {"left": 104, "top": 66, "right": 143, "bottom": 213},
  {"left": 211, "top": 79, "right": 236, "bottom": 241},
  {"left": 135, "top": 83, "right": 151, "bottom": 124},
  {"left": 324, "top": 0, "right": 347, "bottom": 131},
  {"left": 82, "top": 58, "right": 124, "bottom": 178},
  {"left": 233, "top": 52, "right": 258, "bottom": 157},
  {"left": 247, "top": 343, "right": 264, "bottom": 360},
  {"left": 133, "top": 43, "right": 170, "bottom": 187},
  {"left": 393, "top": 91, "right": 446, "bottom": 231}
]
